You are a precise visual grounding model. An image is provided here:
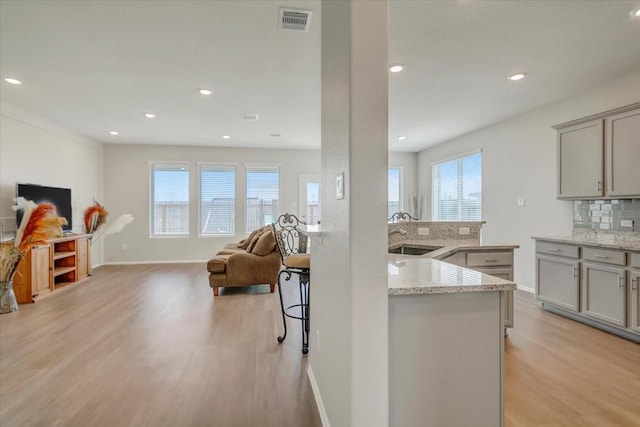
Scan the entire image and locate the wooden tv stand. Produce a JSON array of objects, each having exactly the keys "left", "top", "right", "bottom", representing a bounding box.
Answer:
[{"left": 13, "top": 234, "right": 91, "bottom": 303}]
